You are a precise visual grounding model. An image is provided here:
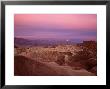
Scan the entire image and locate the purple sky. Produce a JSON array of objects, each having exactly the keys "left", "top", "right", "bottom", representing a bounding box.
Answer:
[{"left": 14, "top": 14, "right": 97, "bottom": 41}]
